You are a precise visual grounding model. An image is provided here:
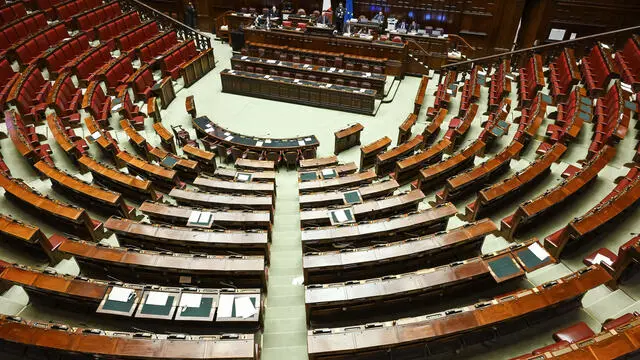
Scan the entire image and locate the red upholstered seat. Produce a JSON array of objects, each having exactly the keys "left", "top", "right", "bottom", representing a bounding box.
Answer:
[
  {"left": 530, "top": 340, "right": 570, "bottom": 355},
  {"left": 552, "top": 322, "right": 595, "bottom": 344},
  {"left": 602, "top": 313, "right": 638, "bottom": 331}
]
